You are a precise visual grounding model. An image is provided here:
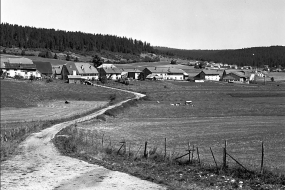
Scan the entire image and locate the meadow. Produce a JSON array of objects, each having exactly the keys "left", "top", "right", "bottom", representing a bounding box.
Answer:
[
  {"left": 0, "top": 79, "right": 133, "bottom": 160},
  {"left": 76, "top": 80, "right": 285, "bottom": 173}
]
